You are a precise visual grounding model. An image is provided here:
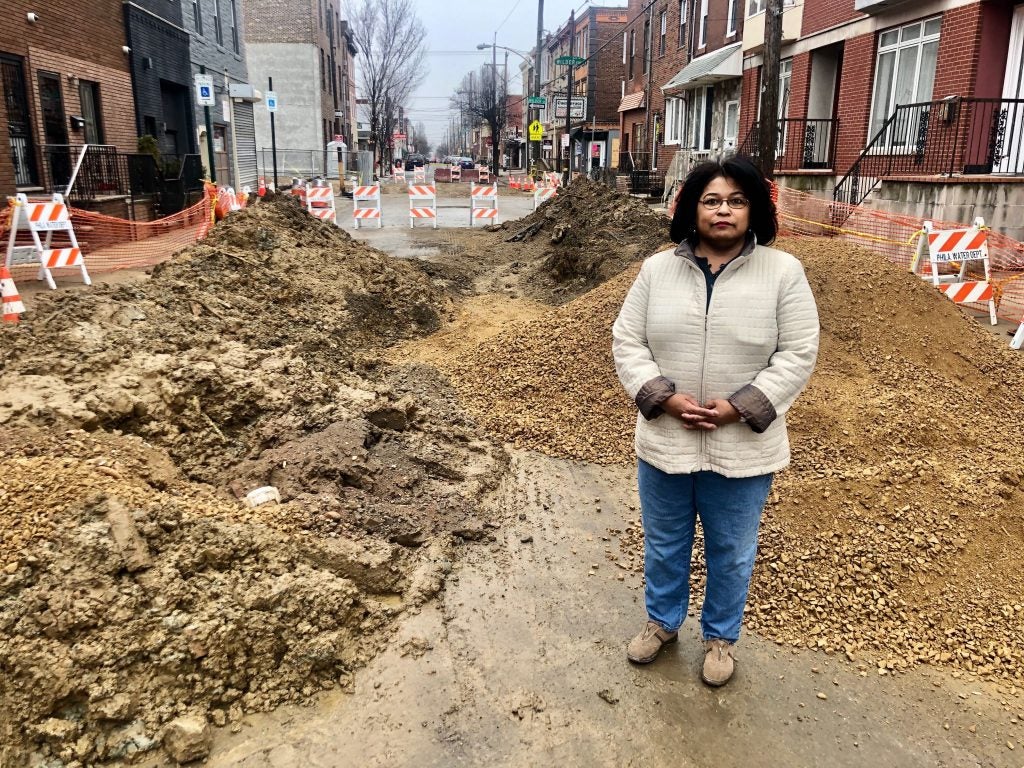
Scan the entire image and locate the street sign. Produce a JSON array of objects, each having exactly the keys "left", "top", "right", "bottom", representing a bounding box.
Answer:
[
  {"left": 527, "top": 96, "right": 546, "bottom": 107},
  {"left": 194, "top": 74, "right": 215, "bottom": 107},
  {"left": 265, "top": 90, "right": 278, "bottom": 112},
  {"left": 528, "top": 120, "right": 544, "bottom": 141},
  {"left": 553, "top": 96, "right": 586, "bottom": 120},
  {"left": 555, "top": 55, "right": 586, "bottom": 67}
]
